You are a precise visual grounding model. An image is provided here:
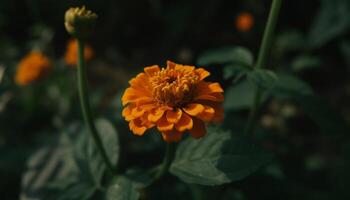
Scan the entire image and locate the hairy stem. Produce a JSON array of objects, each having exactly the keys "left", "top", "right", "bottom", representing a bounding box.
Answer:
[
  {"left": 245, "top": 0, "right": 283, "bottom": 135},
  {"left": 77, "top": 39, "right": 115, "bottom": 173}
]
